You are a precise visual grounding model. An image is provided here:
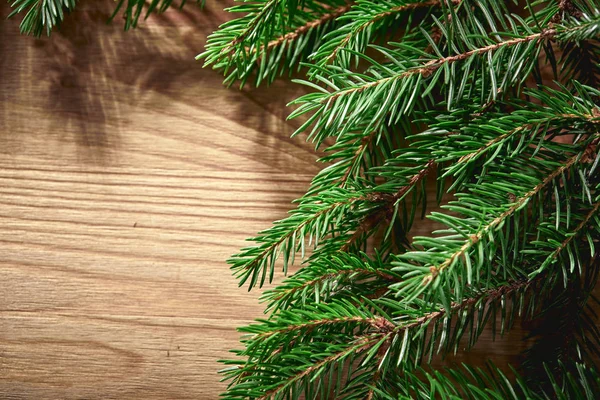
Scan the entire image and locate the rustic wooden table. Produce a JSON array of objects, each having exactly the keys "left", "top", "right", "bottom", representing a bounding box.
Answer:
[{"left": 0, "top": 2, "right": 532, "bottom": 398}]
